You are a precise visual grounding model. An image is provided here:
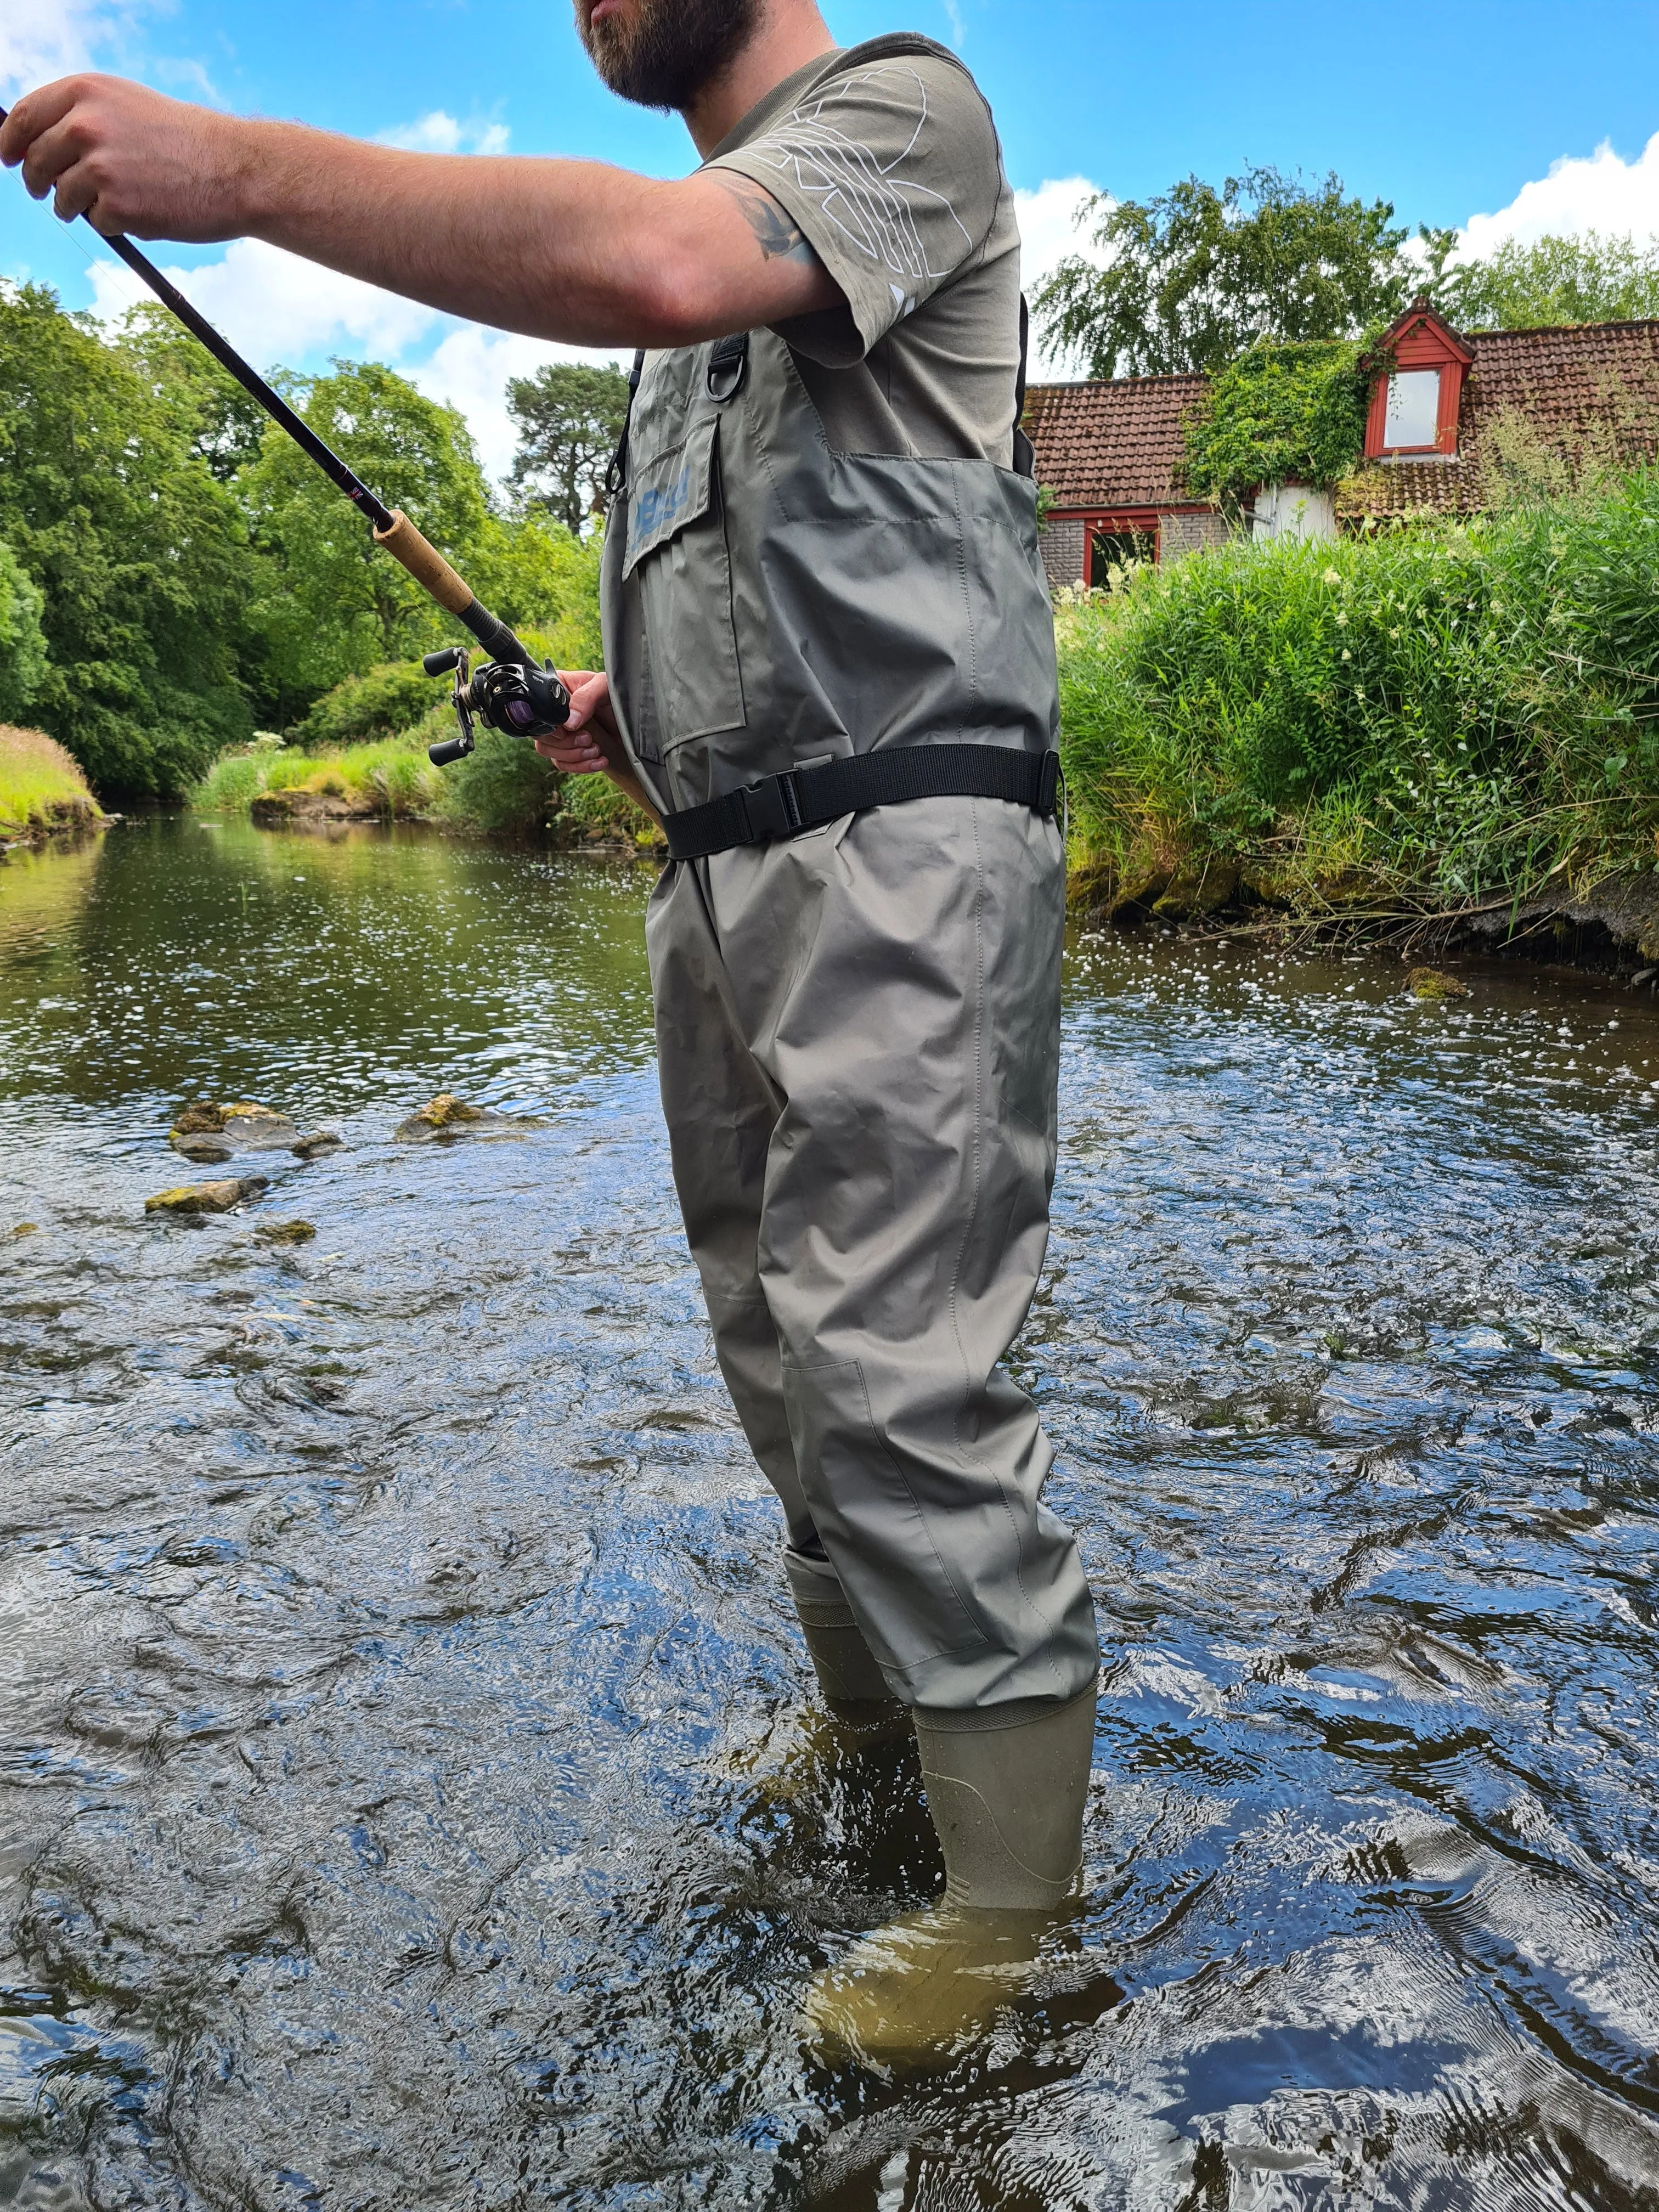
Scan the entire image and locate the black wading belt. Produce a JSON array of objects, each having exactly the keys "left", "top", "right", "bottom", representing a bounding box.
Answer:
[
  {"left": 616, "top": 300, "right": 1051, "bottom": 860},
  {"left": 664, "top": 745, "right": 1061, "bottom": 862}
]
